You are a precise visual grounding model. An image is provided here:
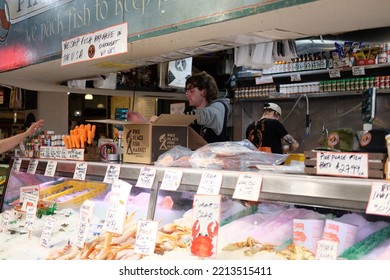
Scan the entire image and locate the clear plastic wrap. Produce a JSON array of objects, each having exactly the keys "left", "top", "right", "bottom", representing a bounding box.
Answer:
[
  {"left": 154, "top": 145, "right": 194, "bottom": 167},
  {"left": 188, "top": 139, "right": 288, "bottom": 170}
]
